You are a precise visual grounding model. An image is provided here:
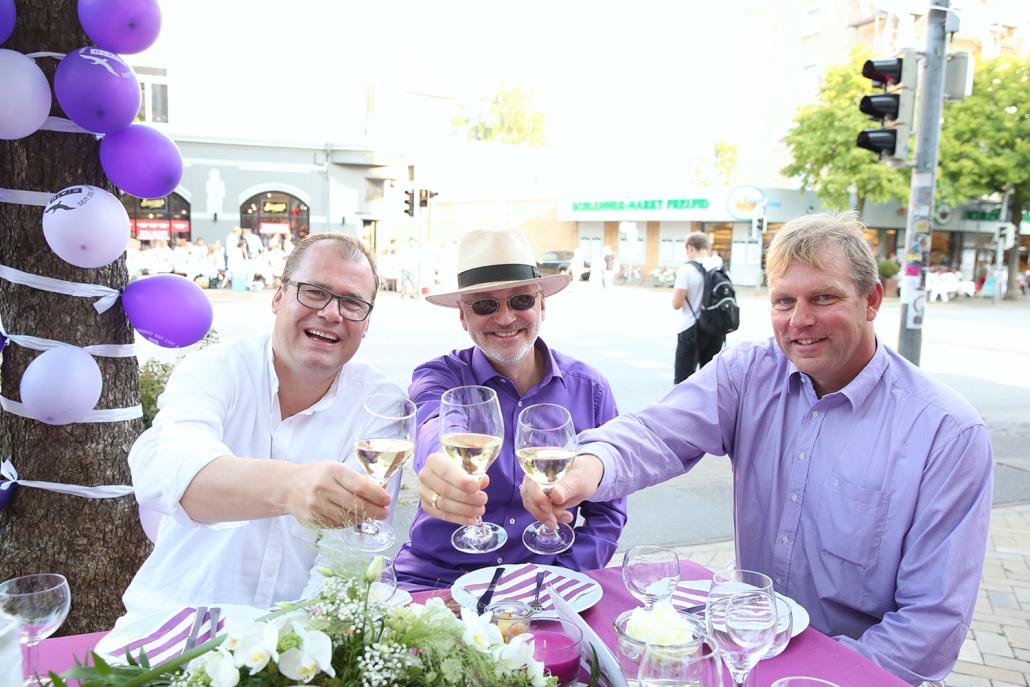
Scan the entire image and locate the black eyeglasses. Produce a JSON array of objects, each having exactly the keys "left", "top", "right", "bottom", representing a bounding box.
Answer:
[
  {"left": 284, "top": 279, "right": 374, "bottom": 321},
  {"left": 461, "top": 292, "right": 540, "bottom": 317}
]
